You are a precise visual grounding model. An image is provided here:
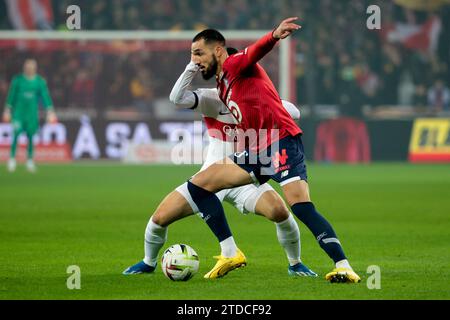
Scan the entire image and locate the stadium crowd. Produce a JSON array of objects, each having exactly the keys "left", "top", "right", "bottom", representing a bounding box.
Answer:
[{"left": 0, "top": 0, "right": 449, "bottom": 116}]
